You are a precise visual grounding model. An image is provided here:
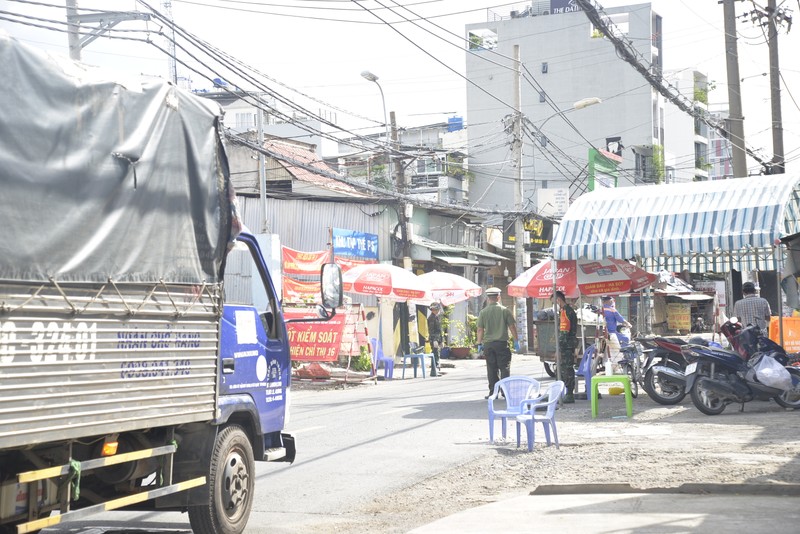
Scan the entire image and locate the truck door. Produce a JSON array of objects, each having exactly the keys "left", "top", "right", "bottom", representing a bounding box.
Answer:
[{"left": 219, "top": 234, "right": 289, "bottom": 434}]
